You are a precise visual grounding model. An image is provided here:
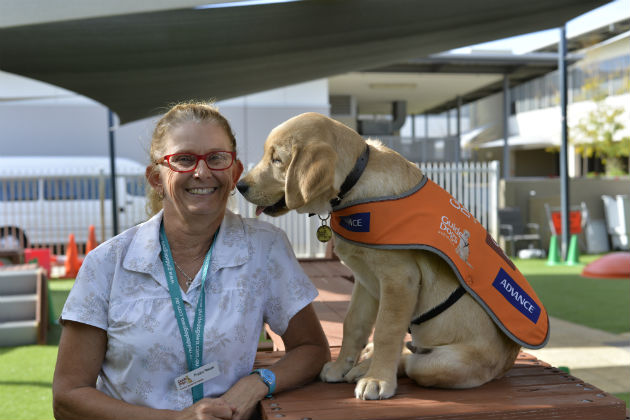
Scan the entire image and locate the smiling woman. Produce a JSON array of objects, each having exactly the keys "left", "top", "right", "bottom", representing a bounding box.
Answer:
[{"left": 52, "top": 101, "right": 330, "bottom": 420}]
